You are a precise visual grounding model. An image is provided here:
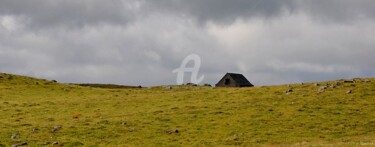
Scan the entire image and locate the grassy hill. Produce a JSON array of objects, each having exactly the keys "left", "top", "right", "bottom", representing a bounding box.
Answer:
[{"left": 0, "top": 73, "right": 374, "bottom": 146}]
